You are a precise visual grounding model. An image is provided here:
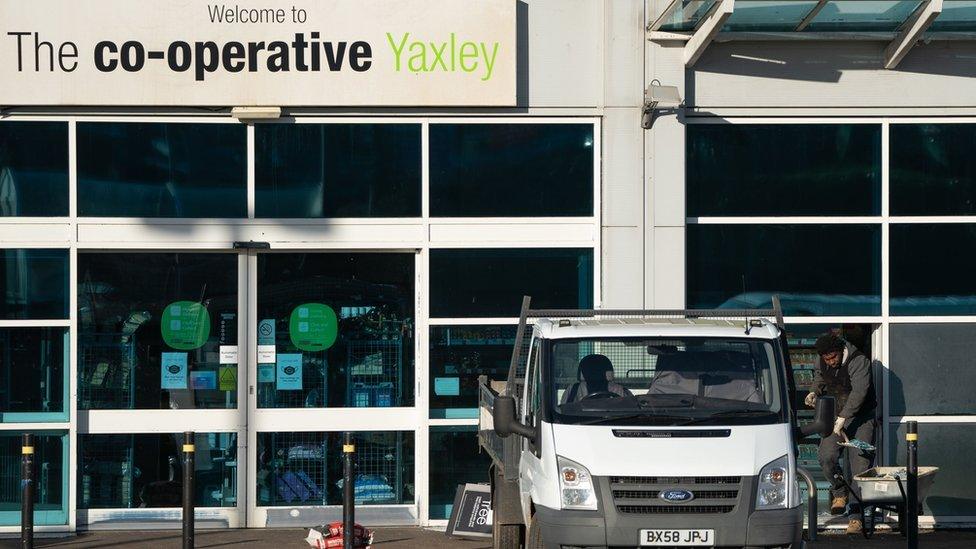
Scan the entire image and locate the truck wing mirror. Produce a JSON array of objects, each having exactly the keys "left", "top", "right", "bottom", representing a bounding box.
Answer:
[
  {"left": 799, "top": 396, "right": 836, "bottom": 438},
  {"left": 493, "top": 395, "right": 536, "bottom": 442}
]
